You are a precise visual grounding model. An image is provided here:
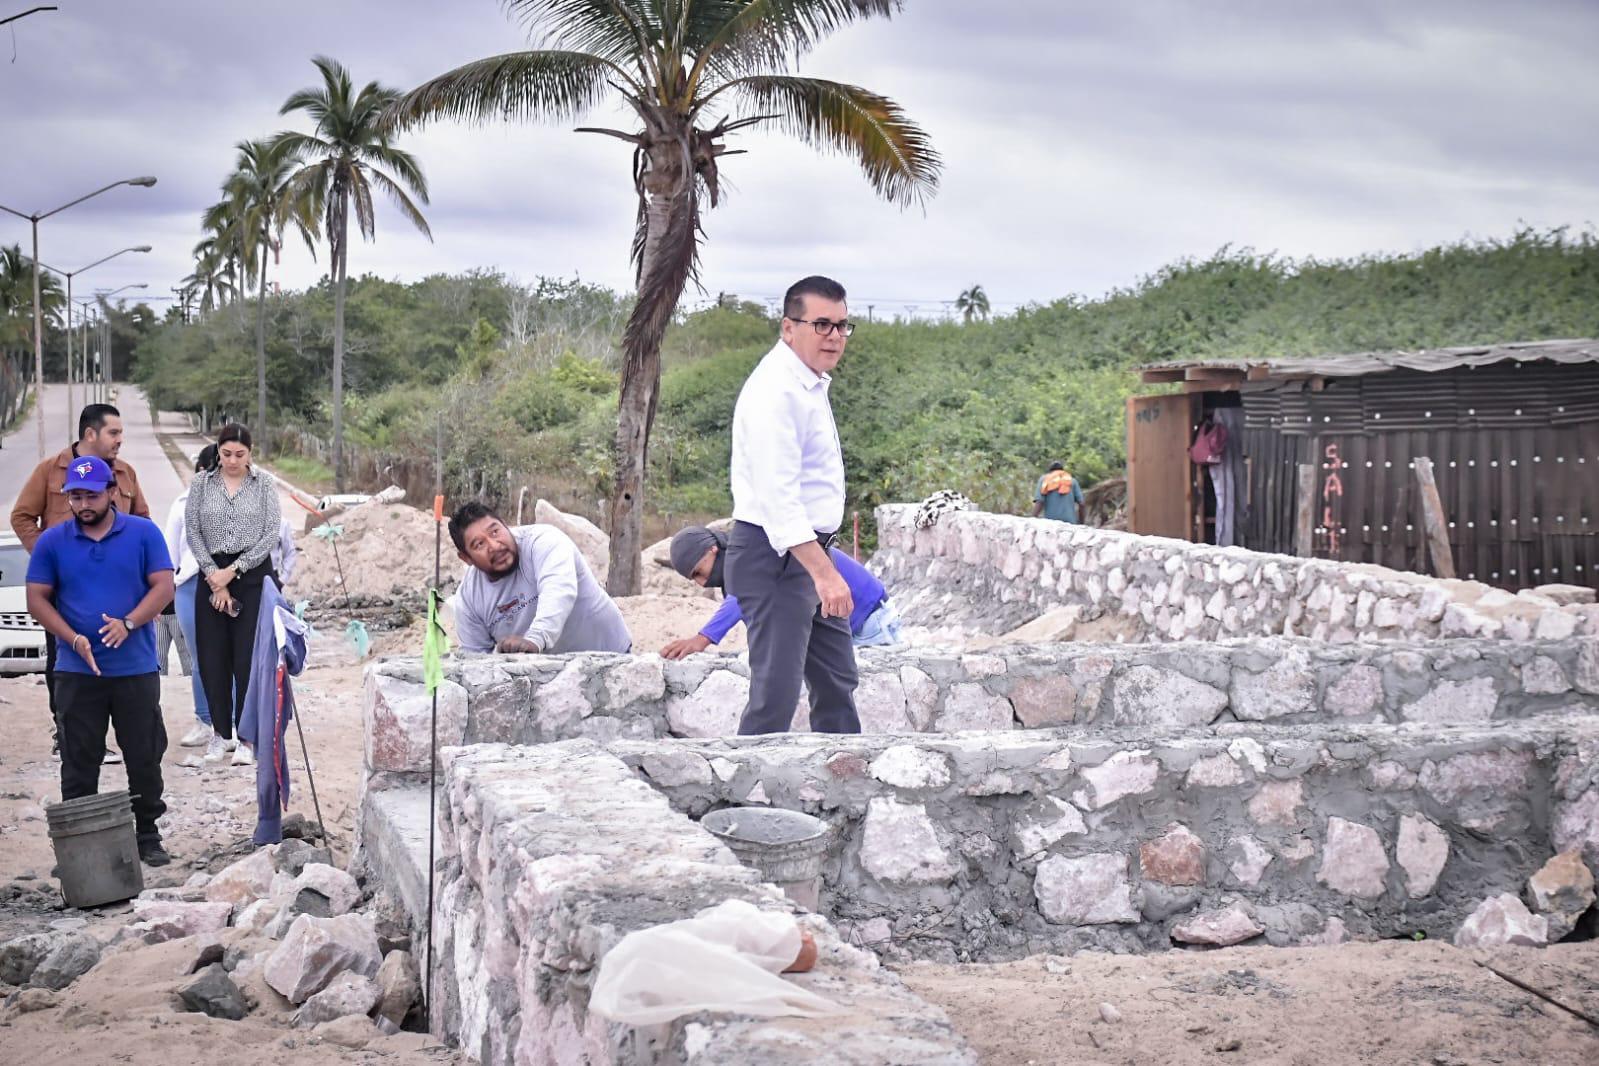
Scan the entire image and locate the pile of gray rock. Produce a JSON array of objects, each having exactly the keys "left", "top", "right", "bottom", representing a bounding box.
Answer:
[
  {"left": 0, "top": 839, "right": 420, "bottom": 1050},
  {"left": 1455, "top": 849, "right": 1597, "bottom": 948}
]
